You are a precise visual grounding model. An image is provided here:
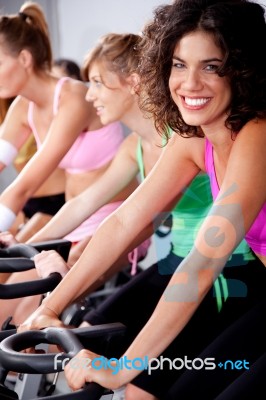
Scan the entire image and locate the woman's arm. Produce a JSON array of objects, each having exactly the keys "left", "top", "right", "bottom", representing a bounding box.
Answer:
[
  {"left": 27, "top": 134, "right": 140, "bottom": 242},
  {"left": 0, "top": 96, "right": 33, "bottom": 172},
  {"left": 64, "top": 120, "right": 266, "bottom": 391},
  {"left": 110, "top": 119, "right": 266, "bottom": 388},
  {"left": 0, "top": 82, "right": 92, "bottom": 225},
  {"left": 18, "top": 134, "right": 202, "bottom": 329}
]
